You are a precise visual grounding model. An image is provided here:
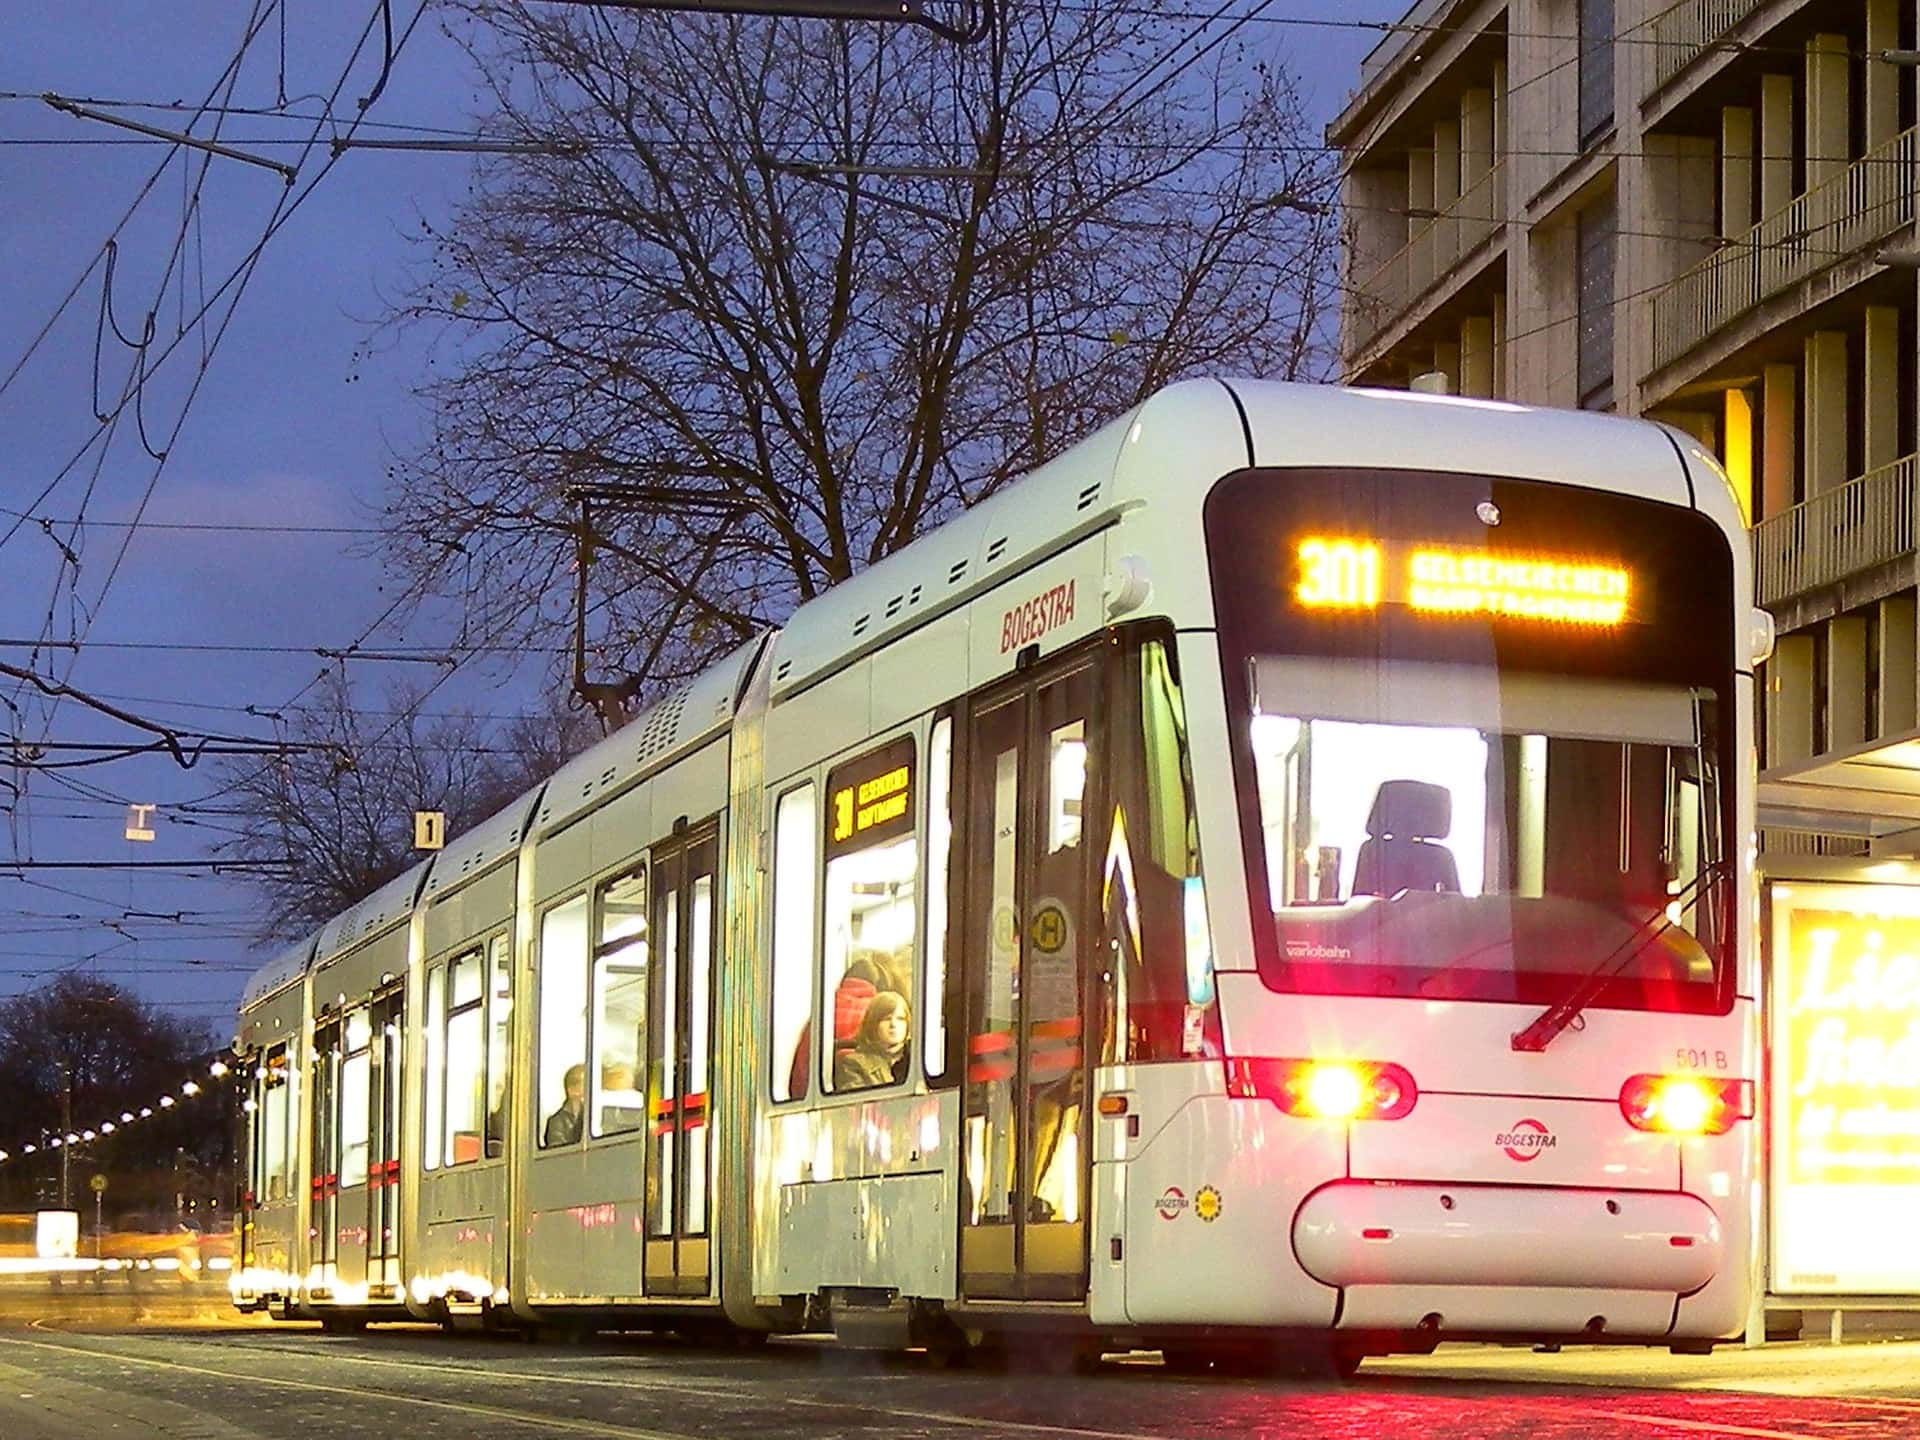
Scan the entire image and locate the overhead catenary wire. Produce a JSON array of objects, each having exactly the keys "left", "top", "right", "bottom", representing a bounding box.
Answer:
[
  {"left": 5, "top": 0, "right": 436, "bottom": 821},
  {"left": 0, "top": 0, "right": 1854, "bottom": 966},
  {"left": 0, "top": 2, "right": 440, "bottom": 963},
  {"left": 5, "top": 0, "right": 285, "bottom": 739}
]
